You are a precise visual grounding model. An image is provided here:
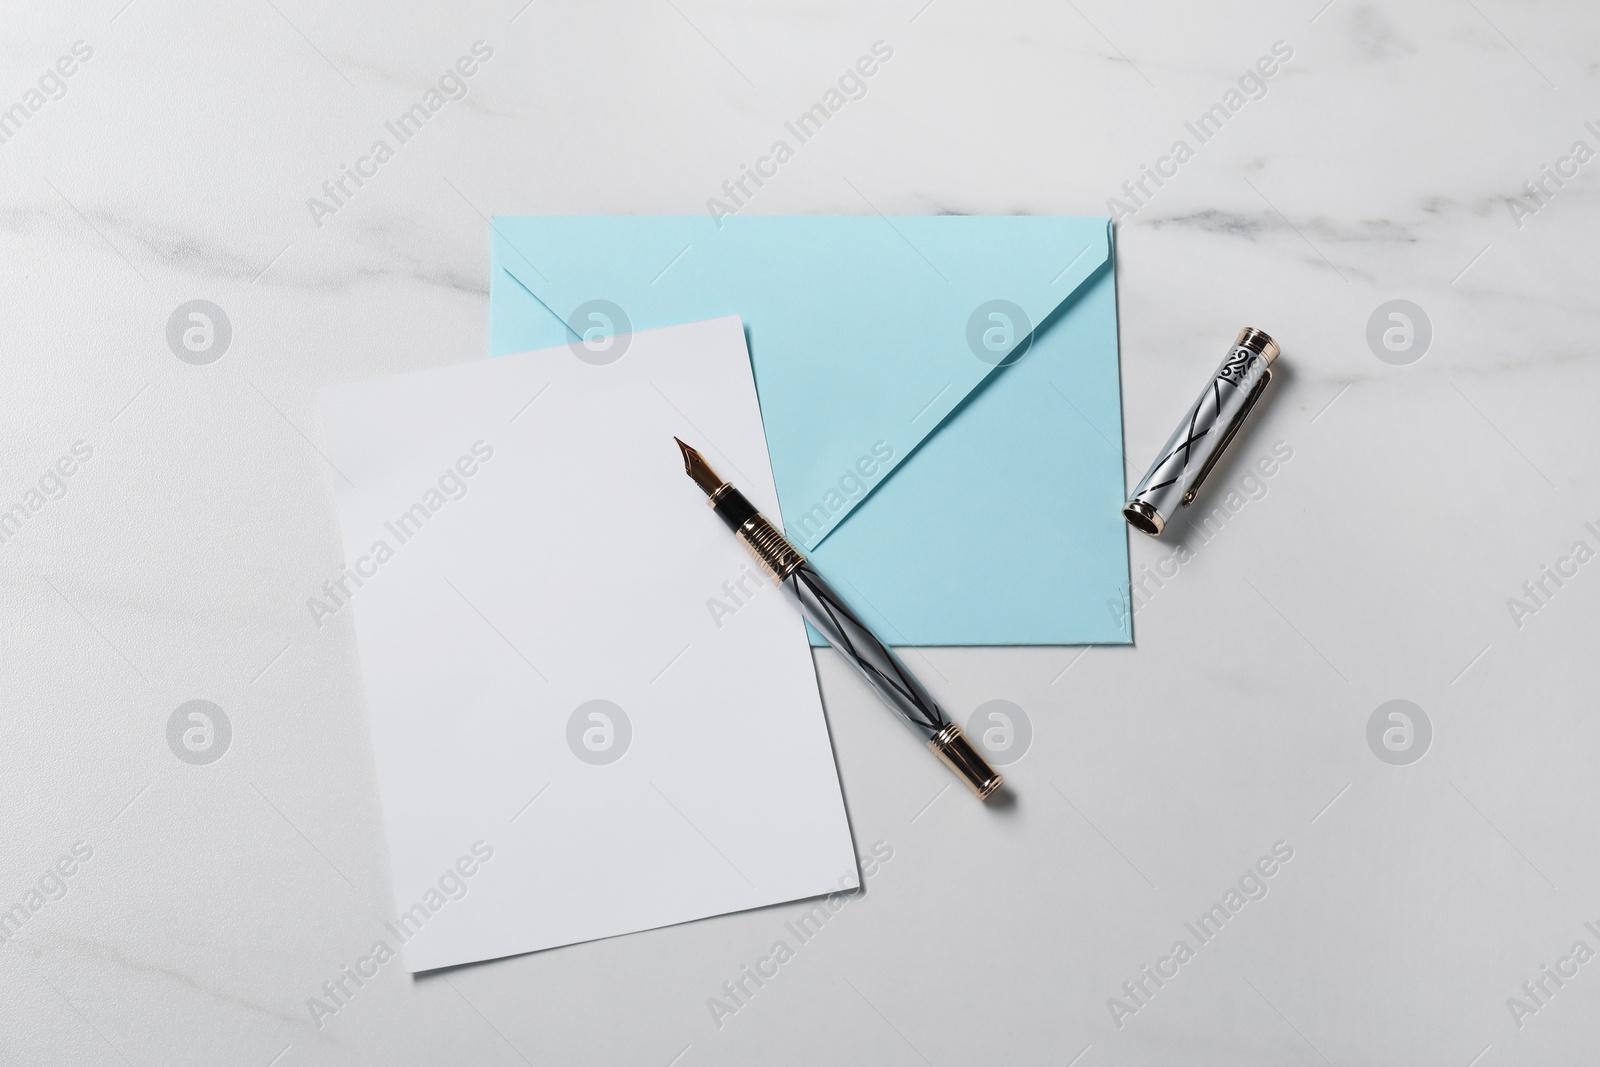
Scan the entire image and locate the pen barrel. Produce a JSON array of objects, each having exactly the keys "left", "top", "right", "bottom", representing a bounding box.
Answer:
[
  {"left": 724, "top": 507, "right": 1003, "bottom": 799},
  {"left": 1124, "top": 327, "right": 1279, "bottom": 537},
  {"left": 781, "top": 562, "right": 946, "bottom": 740},
  {"left": 781, "top": 563, "right": 1002, "bottom": 799}
]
